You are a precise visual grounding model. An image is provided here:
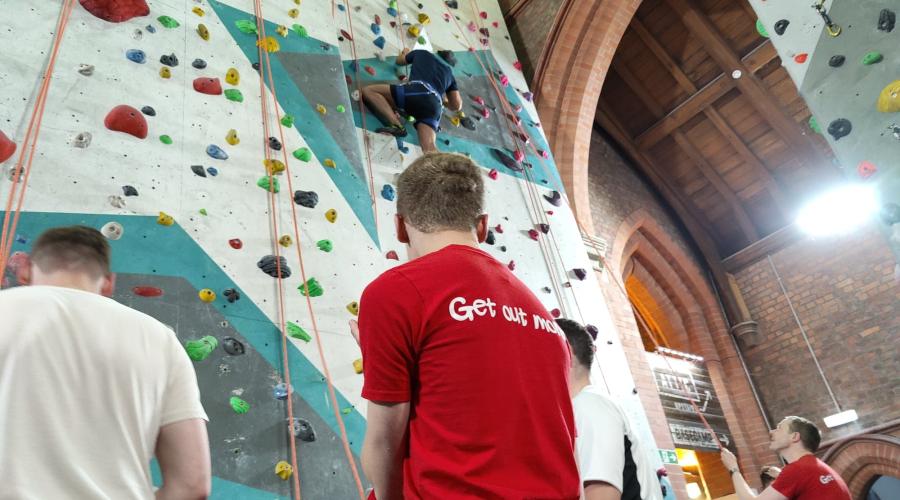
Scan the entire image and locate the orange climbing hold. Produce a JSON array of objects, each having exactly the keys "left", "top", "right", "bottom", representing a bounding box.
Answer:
[
  {"left": 104, "top": 105, "right": 148, "bottom": 139},
  {"left": 794, "top": 53, "right": 808, "bottom": 64},
  {"left": 0, "top": 130, "right": 16, "bottom": 163}
]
